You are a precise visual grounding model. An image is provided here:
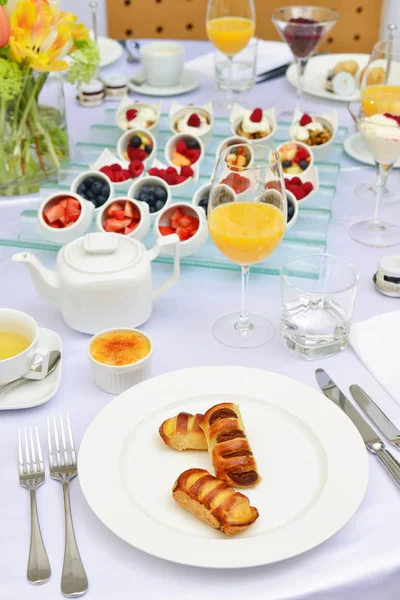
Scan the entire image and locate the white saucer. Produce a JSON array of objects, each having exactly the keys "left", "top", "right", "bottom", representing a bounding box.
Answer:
[
  {"left": 344, "top": 132, "right": 400, "bottom": 169},
  {"left": 127, "top": 71, "right": 200, "bottom": 97},
  {"left": 0, "top": 328, "right": 62, "bottom": 411}
]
